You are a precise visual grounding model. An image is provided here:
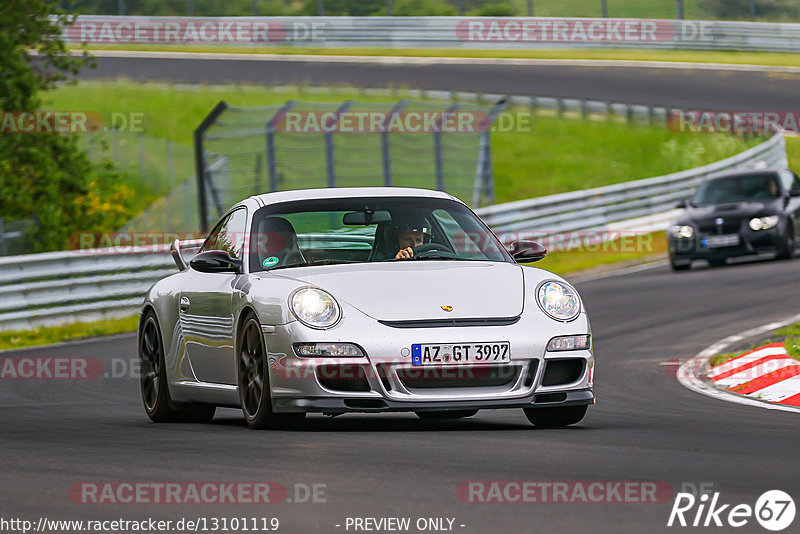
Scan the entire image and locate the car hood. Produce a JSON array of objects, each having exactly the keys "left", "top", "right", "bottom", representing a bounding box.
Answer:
[
  {"left": 271, "top": 261, "right": 524, "bottom": 322},
  {"left": 678, "top": 199, "right": 781, "bottom": 224}
]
